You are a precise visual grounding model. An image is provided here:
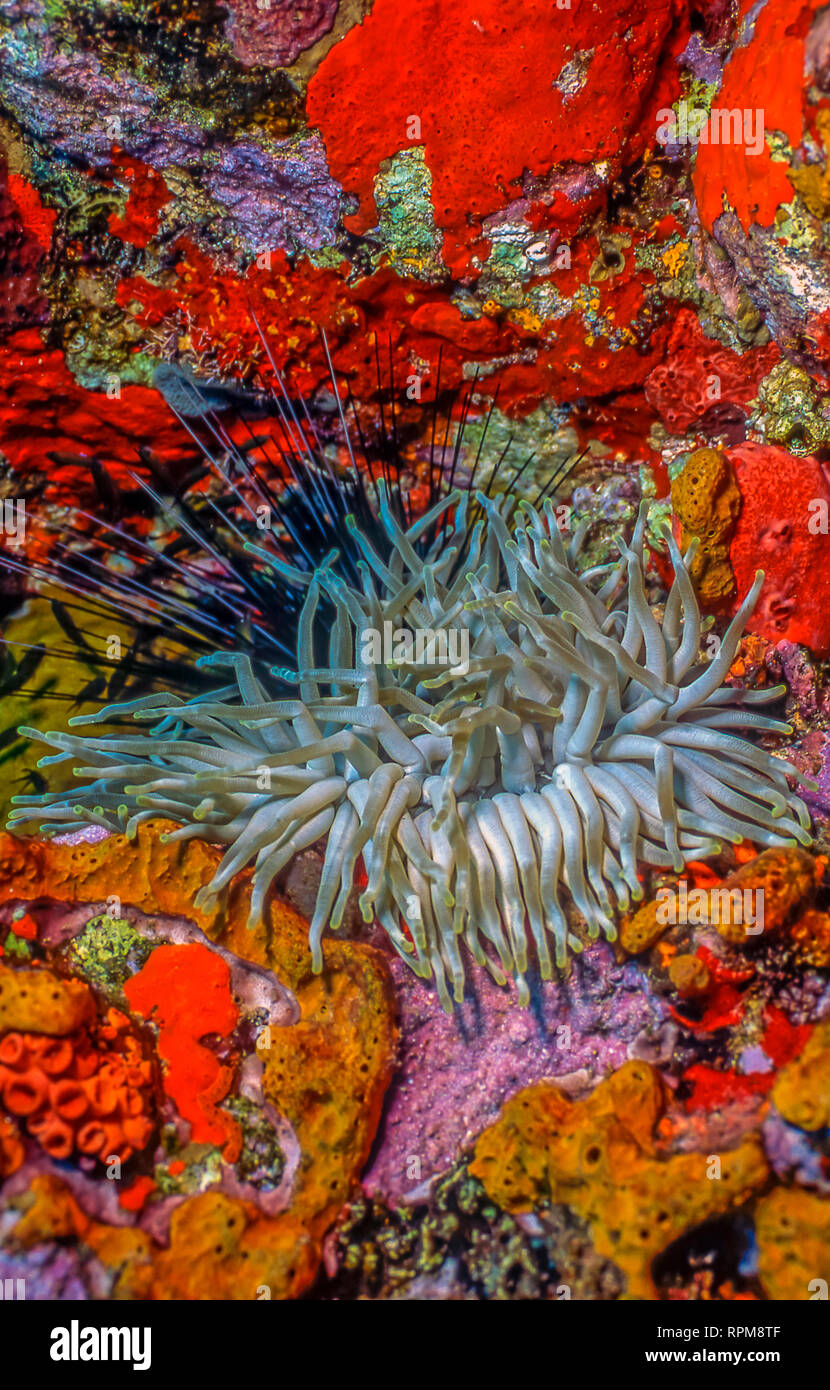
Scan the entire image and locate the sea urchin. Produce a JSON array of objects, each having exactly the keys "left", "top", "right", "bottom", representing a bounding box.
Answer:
[{"left": 11, "top": 489, "right": 811, "bottom": 1010}]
